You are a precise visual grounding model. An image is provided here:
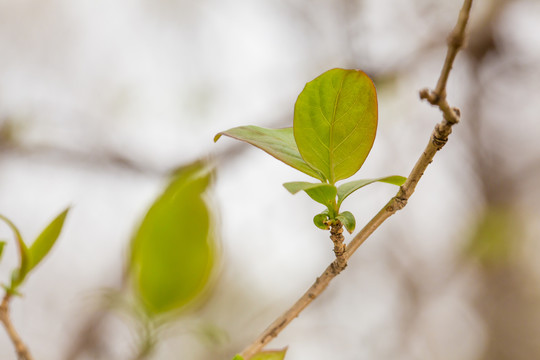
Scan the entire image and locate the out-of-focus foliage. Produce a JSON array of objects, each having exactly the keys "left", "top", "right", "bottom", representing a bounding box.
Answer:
[
  {"left": 464, "top": 207, "right": 521, "bottom": 267},
  {"left": 130, "top": 160, "right": 215, "bottom": 316},
  {"left": 0, "top": 209, "right": 69, "bottom": 294},
  {"left": 27, "top": 208, "right": 70, "bottom": 272},
  {"left": 0, "top": 241, "right": 5, "bottom": 262},
  {"left": 232, "top": 348, "right": 288, "bottom": 360}
]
